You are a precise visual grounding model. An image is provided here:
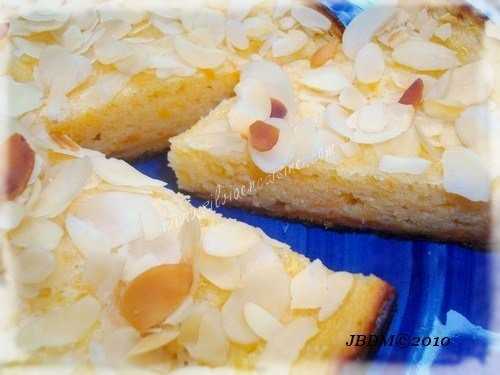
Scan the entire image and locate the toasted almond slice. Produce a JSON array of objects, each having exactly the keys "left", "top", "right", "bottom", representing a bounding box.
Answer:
[
  {"left": 270, "top": 98, "right": 288, "bottom": 119},
  {"left": 201, "top": 221, "right": 261, "bottom": 258},
  {"left": 310, "top": 41, "right": 338, "bottom": 68},
  {"left": 399, "top": 78, "right": 424, "bottom": 107},
  {"left": 0, "top": 134, "right": 35, "bottom": 201},
  {"left": 249, "top": 121, "right": 280, "bottom": 152},
  {"left": 120, "top": 264, "right": 193, "bottom": 332}
]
